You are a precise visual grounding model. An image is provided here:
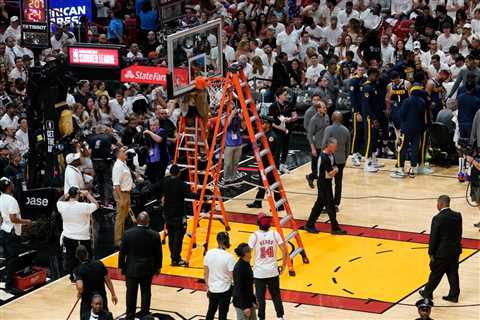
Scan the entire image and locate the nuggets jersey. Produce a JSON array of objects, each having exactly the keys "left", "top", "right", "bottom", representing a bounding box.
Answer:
[{"left": 248, "top": 230, "right": 284, "bottom": 279}]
